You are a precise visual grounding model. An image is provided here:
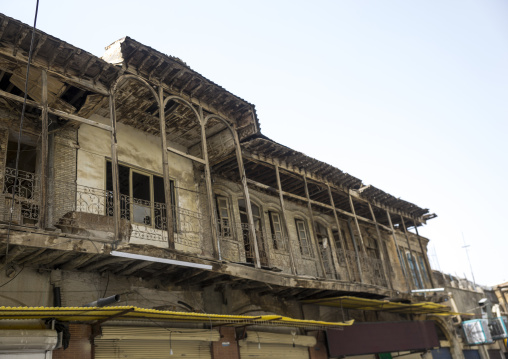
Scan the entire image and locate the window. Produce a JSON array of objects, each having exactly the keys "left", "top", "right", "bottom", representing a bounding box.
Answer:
[
  {"left": 295, "top": 219, "right": 313, "bottom": 257},
  {"left": 406, "top": 251, "right": 423, "bottom": 289},
  {"left": 106, "top": 161, "right": 175, "bottom": 230},
  {"left": 268, "top": 211, "right": 285, "bottom": 250},
  {"left": 238, "top": 199, "right": 268, "bottom": 266},
  {"left": 3, "top": 140, "right": 39, "bottom": 225},
  {"left": 397, "top": 246, "right": 408, "bottom": 277},
  {"left": 216, "top": 195, "right": 232, "bottom": 238},
  {"left": 418, "top": 254, "right": 430, "bottom": 284}
]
